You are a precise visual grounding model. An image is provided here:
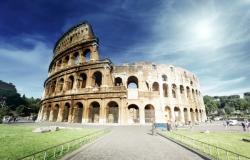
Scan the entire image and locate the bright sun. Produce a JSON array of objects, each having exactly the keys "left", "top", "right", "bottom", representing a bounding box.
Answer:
[{"left": 194, "top": 21, "right": 213, "bottom": 39}]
